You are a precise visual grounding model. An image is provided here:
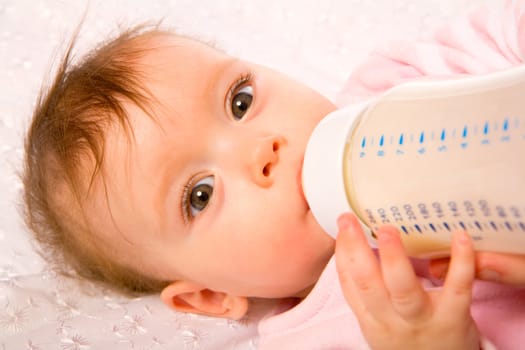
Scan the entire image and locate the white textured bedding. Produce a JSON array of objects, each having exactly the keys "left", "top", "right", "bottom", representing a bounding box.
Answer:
[{"left": 1, "top": 0, "right": 485, "bottom": 348}]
